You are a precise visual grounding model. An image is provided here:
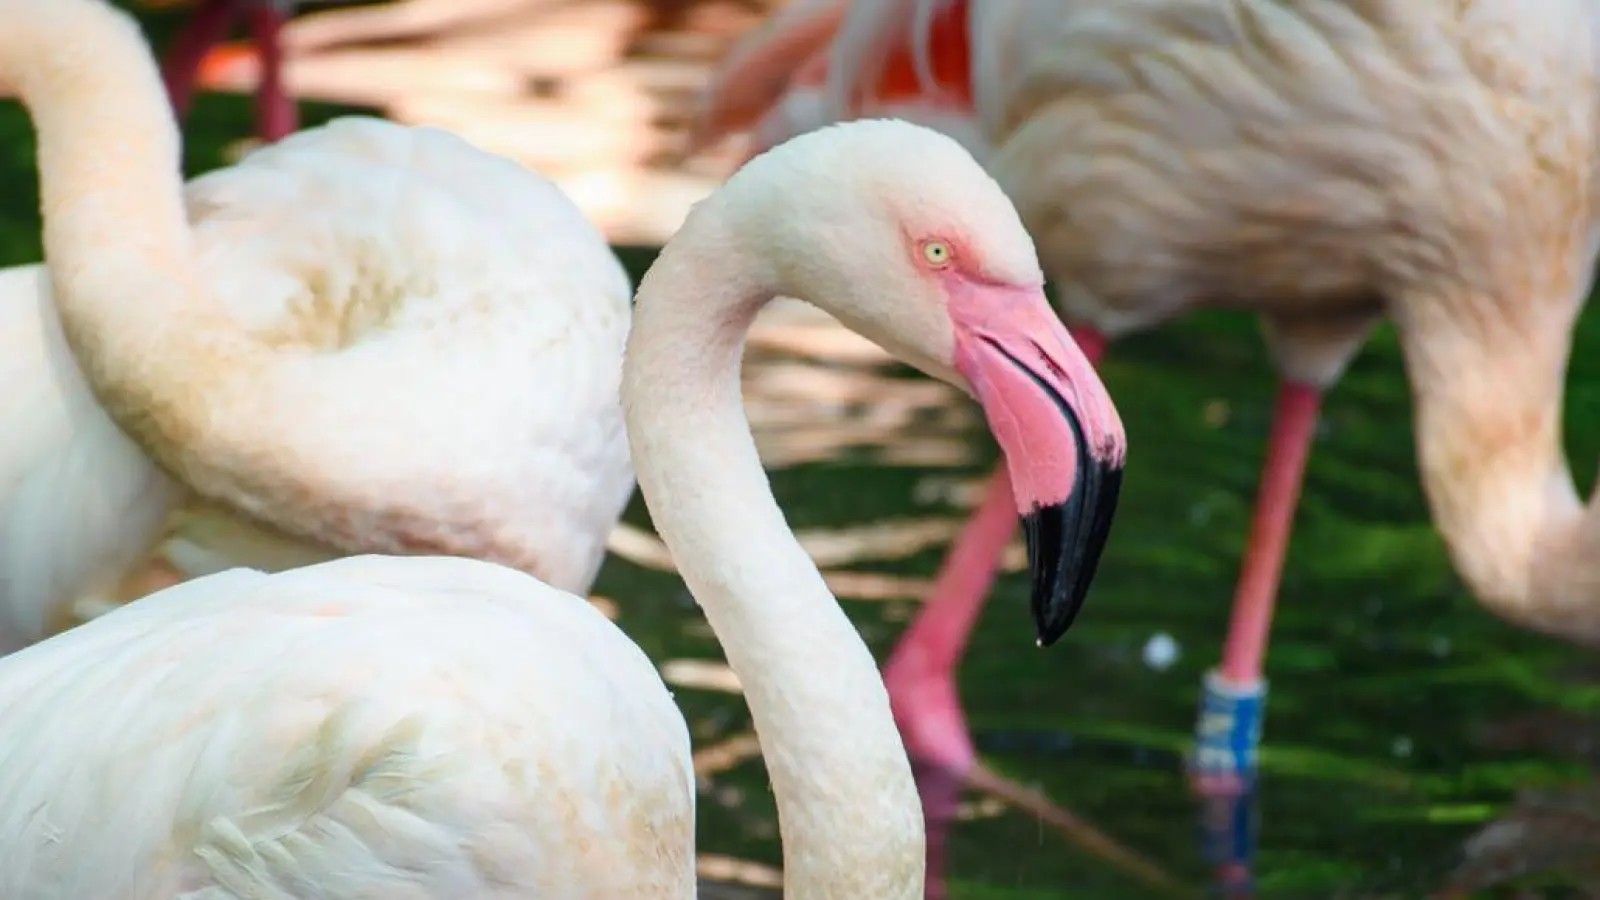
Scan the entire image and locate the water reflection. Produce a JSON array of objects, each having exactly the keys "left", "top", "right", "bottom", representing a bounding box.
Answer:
[{"left": 1433, "top": 711, "right": 1600, "bottom": 896}]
